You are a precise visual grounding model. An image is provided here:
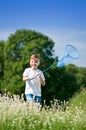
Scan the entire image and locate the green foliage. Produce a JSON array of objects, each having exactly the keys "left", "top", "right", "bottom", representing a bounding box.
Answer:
[
  {"left": 76, "top": 67, "right": 86, "bottom": 88},
  {"left": 69, "top": 88, "right": 86, "bottom": 109},
  {"left": 42, "top": 64, "right": 85, "bottom": 104},
  {"left": 0, "top": 41, "right": 5, "bottom": 93},
  {"left": 0, "top": 41, "right": 5, "bottom": 78}
]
